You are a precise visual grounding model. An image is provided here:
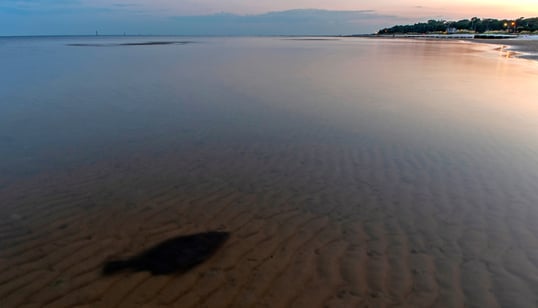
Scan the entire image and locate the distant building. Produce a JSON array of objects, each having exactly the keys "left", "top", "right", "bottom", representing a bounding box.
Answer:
[{"left": 446, "top": 27, "right": 457, "bottom": 34}]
